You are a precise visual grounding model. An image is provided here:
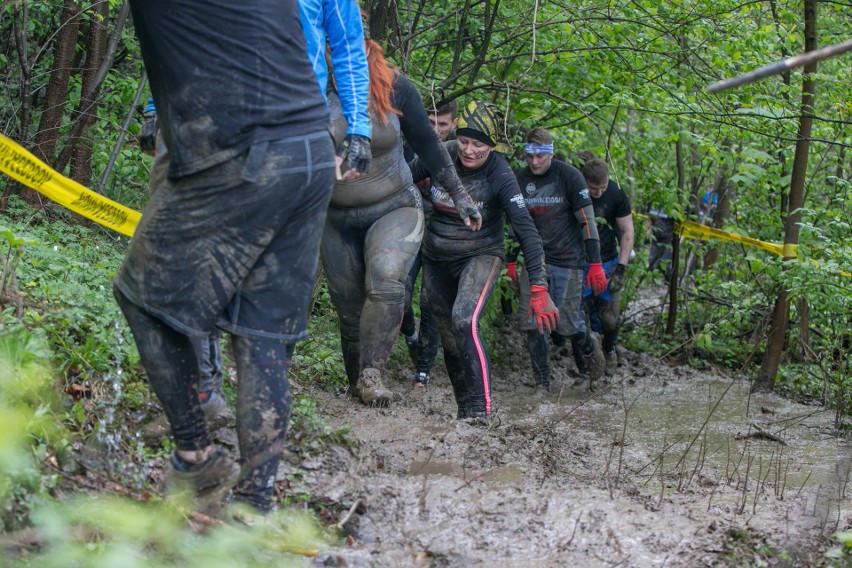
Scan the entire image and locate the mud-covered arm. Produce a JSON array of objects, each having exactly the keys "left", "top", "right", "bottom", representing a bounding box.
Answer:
[
  {"left": 561, "top": 164, "right": 602, "bottom": 263},
  {"left": 574, "top": 205, "right": 602, "bottom": 263}
]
